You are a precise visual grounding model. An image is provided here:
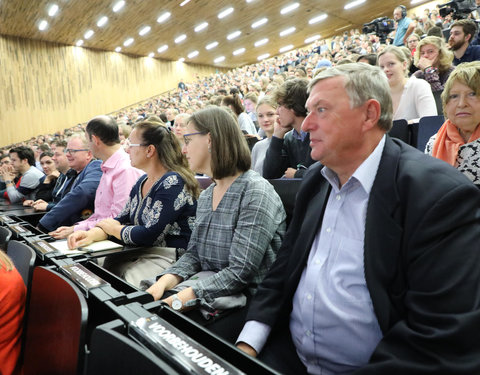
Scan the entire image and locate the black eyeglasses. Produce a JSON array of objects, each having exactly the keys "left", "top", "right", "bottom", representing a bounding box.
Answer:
[
  {"left": 183, "top": 132, "right": 207, "bottom": 145},
  {"left": 65, "top": 148, "right": 89, "bottom": 155}
]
